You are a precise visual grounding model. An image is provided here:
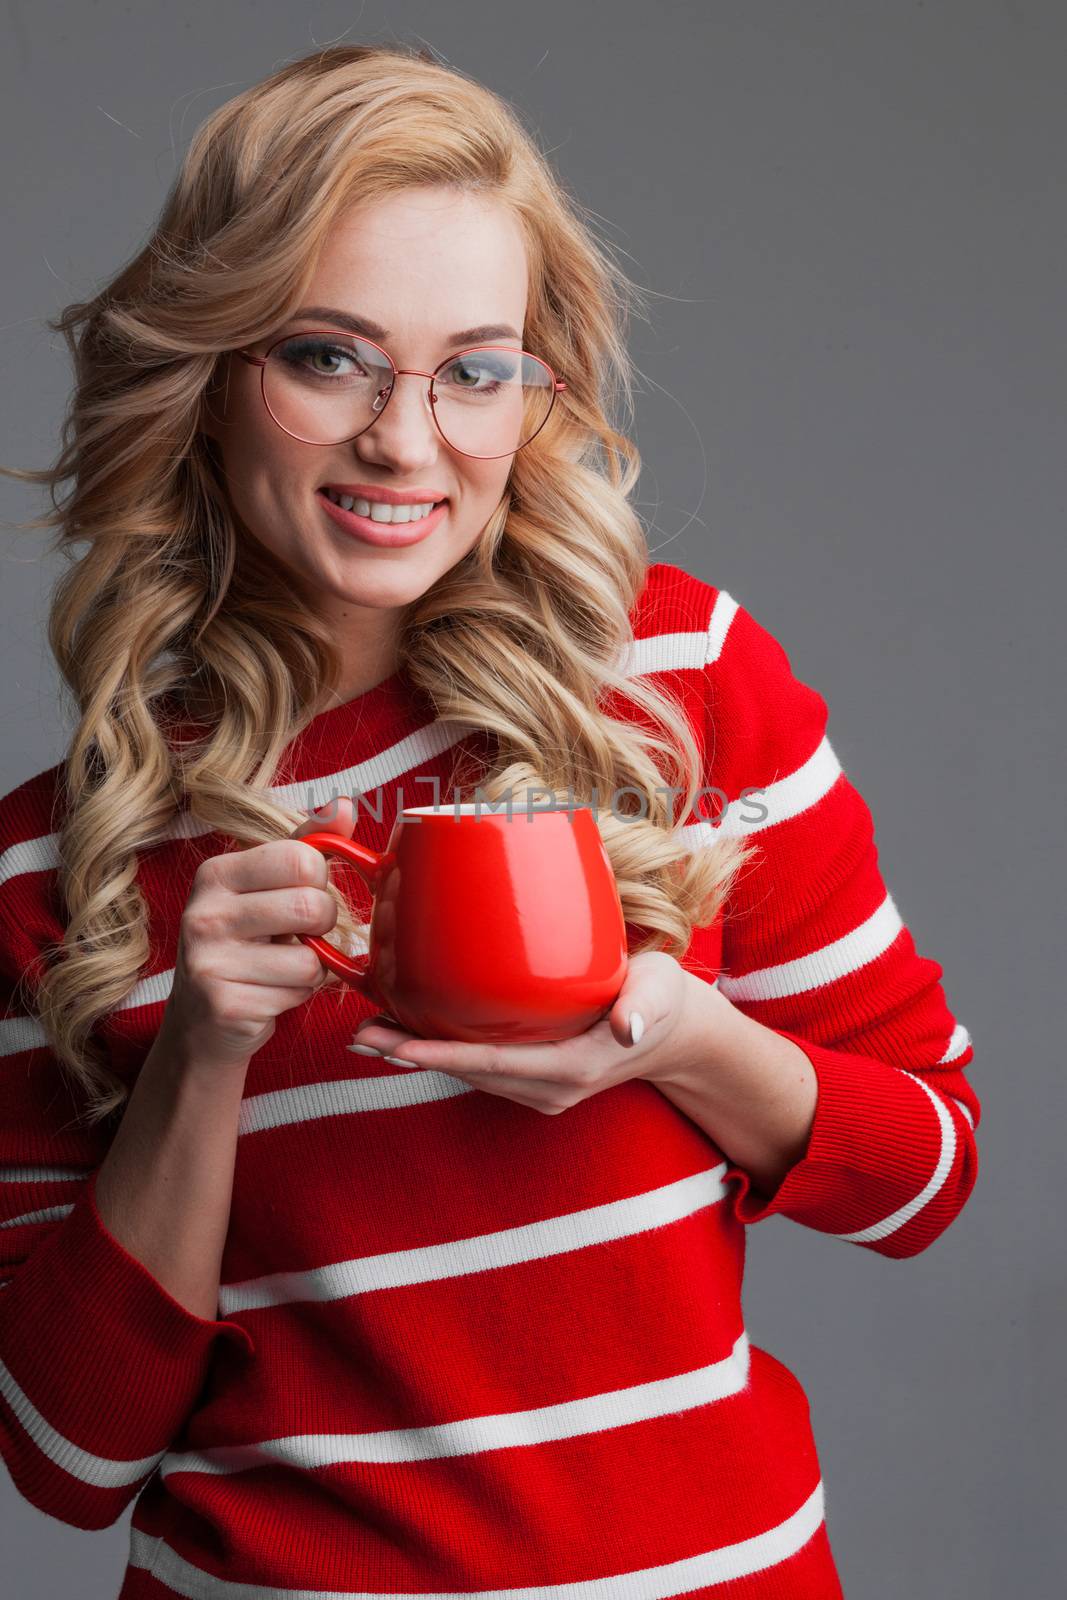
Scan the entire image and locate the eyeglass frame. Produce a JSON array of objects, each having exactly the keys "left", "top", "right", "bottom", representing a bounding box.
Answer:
[{"left": 234, "top": 329, "right": 568, "bottom": 460}]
